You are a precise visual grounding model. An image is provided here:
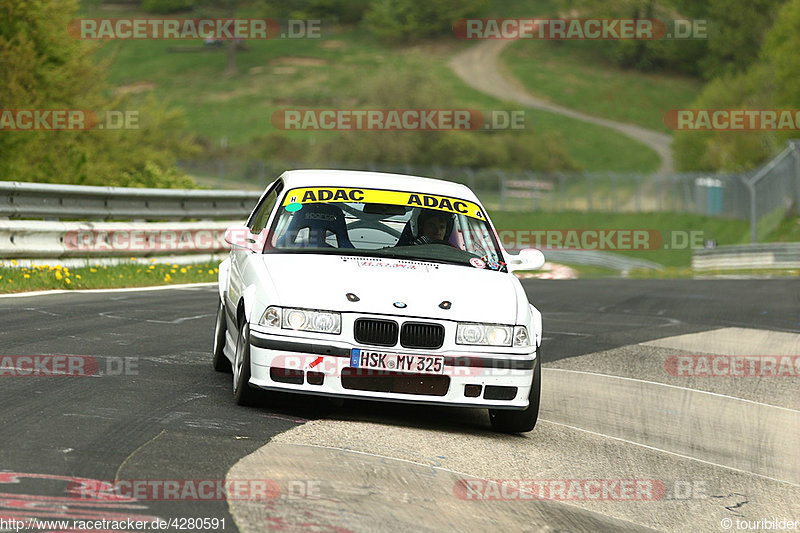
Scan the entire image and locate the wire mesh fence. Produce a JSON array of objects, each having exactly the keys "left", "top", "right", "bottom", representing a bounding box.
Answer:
[{"left": 744, "top": 141, "right": 800, "bottom": 241}]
